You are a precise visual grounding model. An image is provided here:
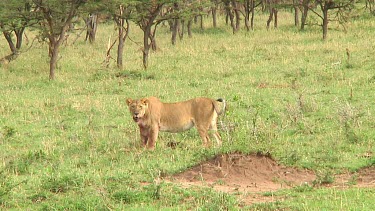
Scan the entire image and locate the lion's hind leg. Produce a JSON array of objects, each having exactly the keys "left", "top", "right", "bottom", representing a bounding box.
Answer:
[
  {"left": 211, "top": 131, "right": 222, "bottom": 146},
  {"left": 209, "top": 111, "right": 222, "bottom": 146},
  {"left": 197, "top": 127, "right": 211, "bottom": 147},
  {"left": 195, "top": 118, "right": 212, "bottom": 147}
]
